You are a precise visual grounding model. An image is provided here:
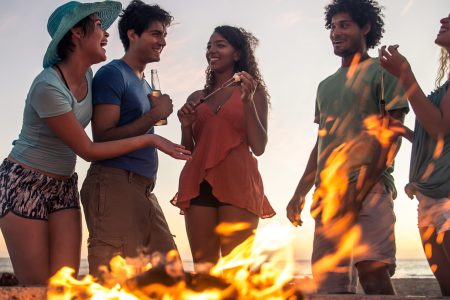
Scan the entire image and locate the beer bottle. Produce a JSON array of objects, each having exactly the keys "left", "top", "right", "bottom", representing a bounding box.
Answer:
[{"left": 150, "top": 69, "right": 167, "bottom": 126}]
